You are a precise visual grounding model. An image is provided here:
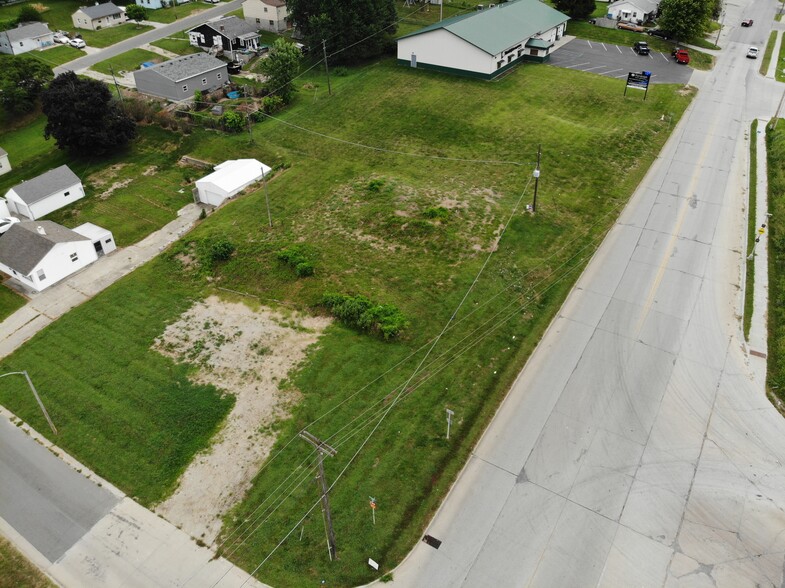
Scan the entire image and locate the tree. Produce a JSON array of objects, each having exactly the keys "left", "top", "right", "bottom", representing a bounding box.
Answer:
[
  {"left": 42, "top": 72, "right": 136, "bottom": 155},
  {"left": 657, "top": 0, "right": 712, "bottom": 41},
  {"left": 258, "top": 38, "right": 302, "bottom": 104},
  {"left": 286, "top": 0, "right": 397, "bottom": 64},
  {"left": 553, "top": 0, "right": 596, "bottom": 20},
  {"left": 16, "top": 5, "right": 43, "bottom": 24},
  {"left": 125, "top": 4, "right": 147, "bottom": 26},
  {"left": 0, "top": 55, "right": 53, "bottom": 113}
]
